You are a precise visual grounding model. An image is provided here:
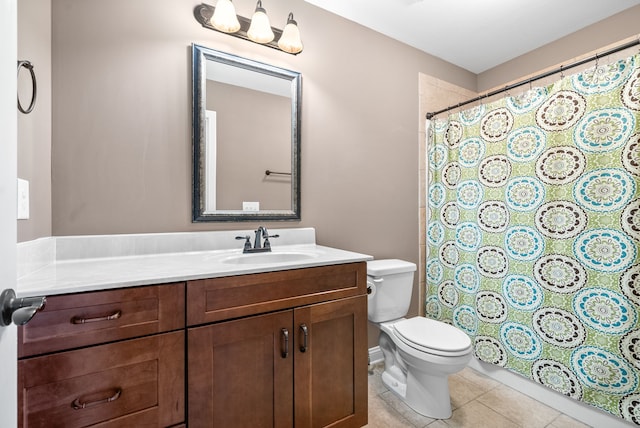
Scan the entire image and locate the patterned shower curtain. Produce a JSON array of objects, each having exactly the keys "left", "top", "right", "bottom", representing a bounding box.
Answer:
[{"left": 426, "top": 52, "right": 640, "bottom": 424}]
